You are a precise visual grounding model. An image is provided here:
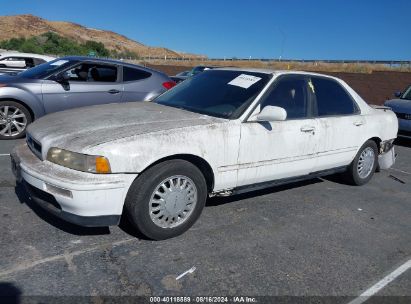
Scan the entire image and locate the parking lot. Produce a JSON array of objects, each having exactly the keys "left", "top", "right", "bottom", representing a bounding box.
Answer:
[{"left": 0, "top": 138, "right": 410, "bottom": 301}]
